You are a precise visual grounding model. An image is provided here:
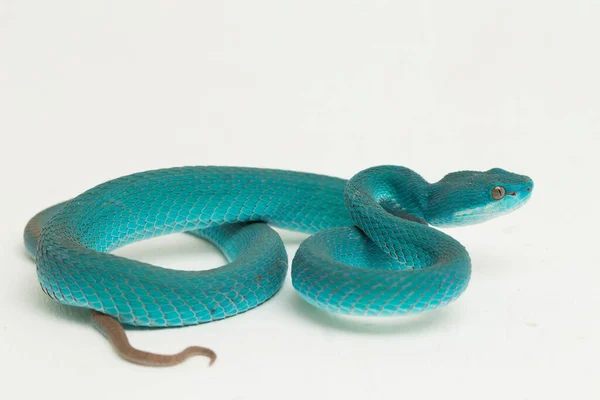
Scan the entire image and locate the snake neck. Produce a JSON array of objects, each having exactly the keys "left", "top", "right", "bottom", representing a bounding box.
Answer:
[
  {"left": 344, "top": 165, "right": 430, "bottom": 220},
  {"left": 344, "top": 166, "right": 465, "bottom": 269}
]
